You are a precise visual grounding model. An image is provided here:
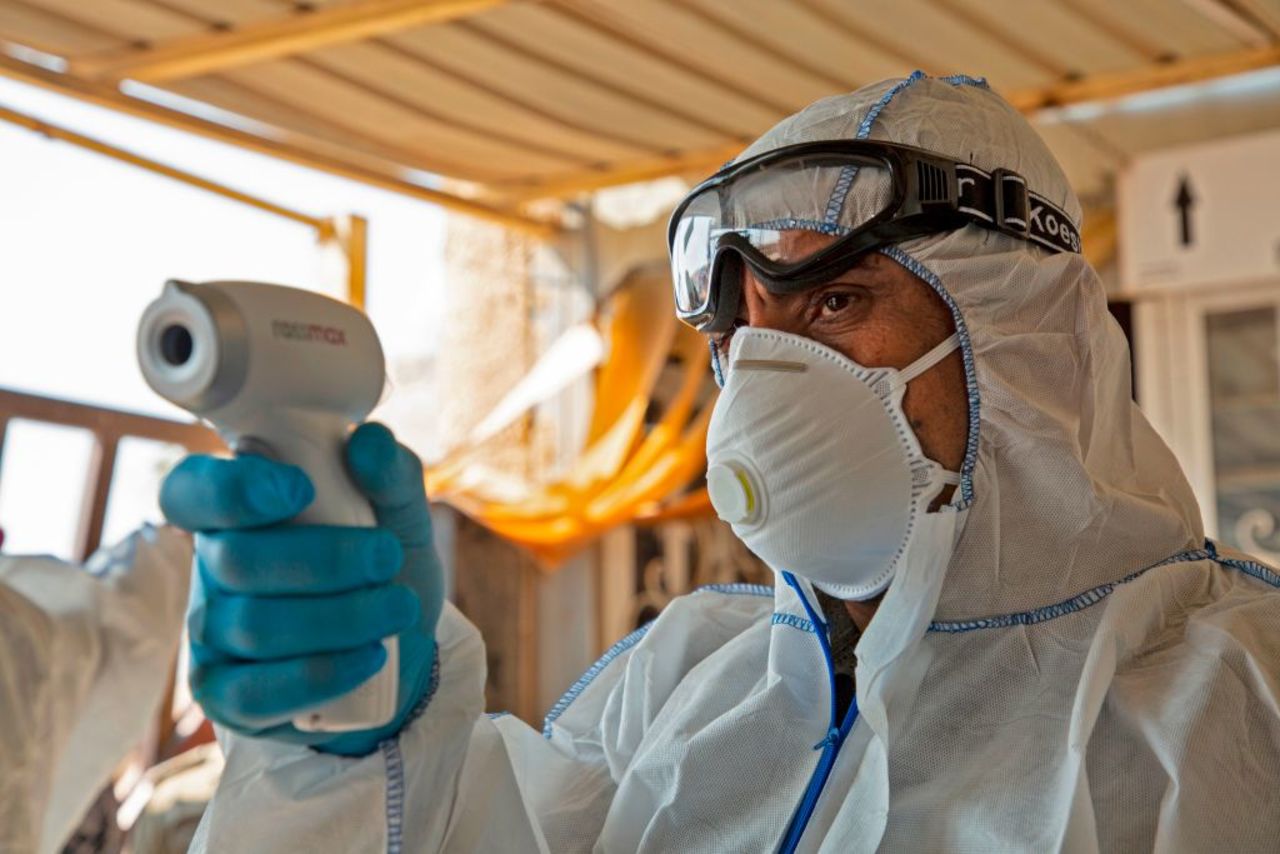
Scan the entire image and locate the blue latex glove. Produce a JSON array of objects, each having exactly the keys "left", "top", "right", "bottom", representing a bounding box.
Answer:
[{"left": 160, "top": 422, "right": 444, "bottom": 756}]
